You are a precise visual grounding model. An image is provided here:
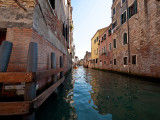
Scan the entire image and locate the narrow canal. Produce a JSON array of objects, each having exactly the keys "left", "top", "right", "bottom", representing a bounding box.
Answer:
[{"left": 36, "top": 66, "right": 160, "bottom": 120}]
